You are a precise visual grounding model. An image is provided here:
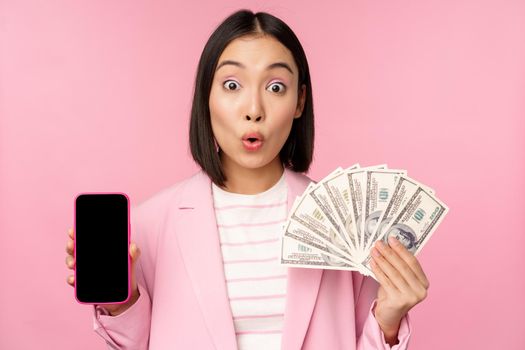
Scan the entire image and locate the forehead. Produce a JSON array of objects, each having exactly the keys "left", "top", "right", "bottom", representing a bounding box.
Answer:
[{"left": 216, "top": 35, "right": 297, "bottom": 75}]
